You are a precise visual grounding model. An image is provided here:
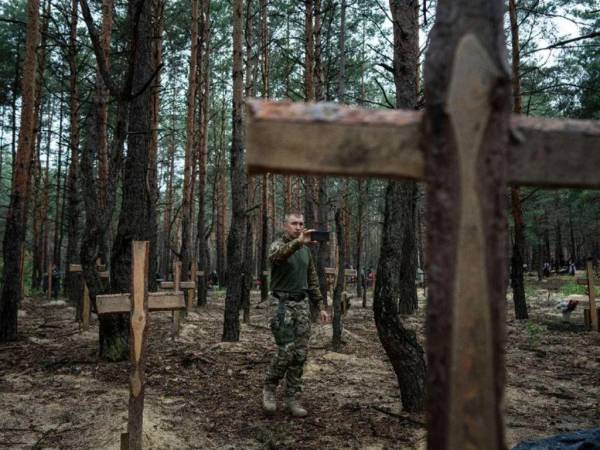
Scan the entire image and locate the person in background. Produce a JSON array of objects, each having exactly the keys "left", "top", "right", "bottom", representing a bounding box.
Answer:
[{"left": 262, "top": 212, "right": 329, "bottom": 418}]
